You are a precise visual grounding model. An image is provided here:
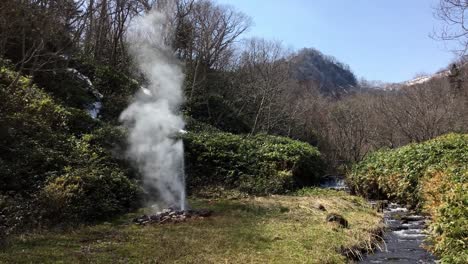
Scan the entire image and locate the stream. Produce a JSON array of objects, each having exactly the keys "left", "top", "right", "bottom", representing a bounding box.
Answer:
[
  {"left": 319, "top": 176, "right": 437, "bottom": 263},
  {"left": 360, "top": 202, "right": 436, "bottom": 263}
]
